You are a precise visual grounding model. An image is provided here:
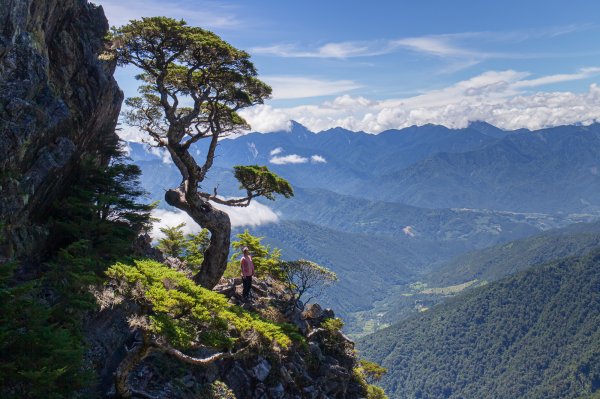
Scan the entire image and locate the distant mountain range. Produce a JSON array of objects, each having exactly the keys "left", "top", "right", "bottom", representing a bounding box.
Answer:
[
  {"left": 129, "top": 121, "right": 600, "bottom": 332},
  {"left": 130, "top": 121, "right": 600, "bottom": 214},
  {"left": 358, "top": 248, "right": 600, "bottom": 399}
]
